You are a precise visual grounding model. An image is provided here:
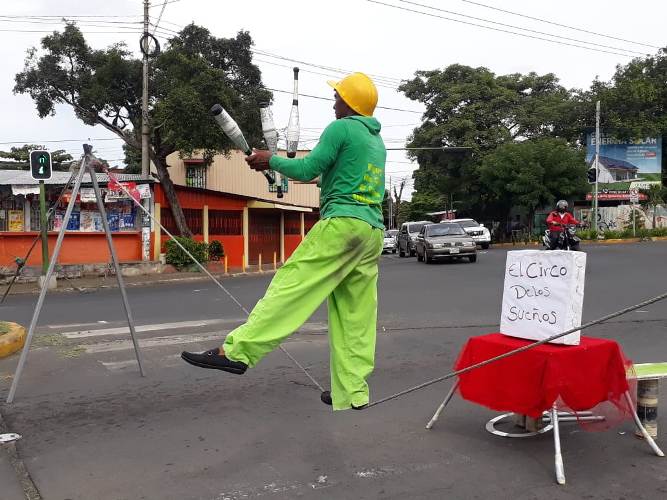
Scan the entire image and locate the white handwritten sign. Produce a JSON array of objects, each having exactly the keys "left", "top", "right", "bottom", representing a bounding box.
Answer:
[{"left": 500, "top": 250, "right": 586, "bottom": 345}]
